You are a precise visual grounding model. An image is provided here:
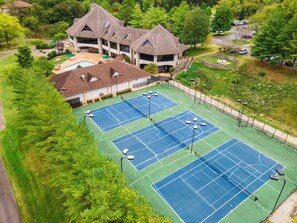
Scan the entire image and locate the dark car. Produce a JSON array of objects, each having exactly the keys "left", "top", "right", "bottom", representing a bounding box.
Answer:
[{"left": 238, "top": 49, "right": 248, "bottom": 55}]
